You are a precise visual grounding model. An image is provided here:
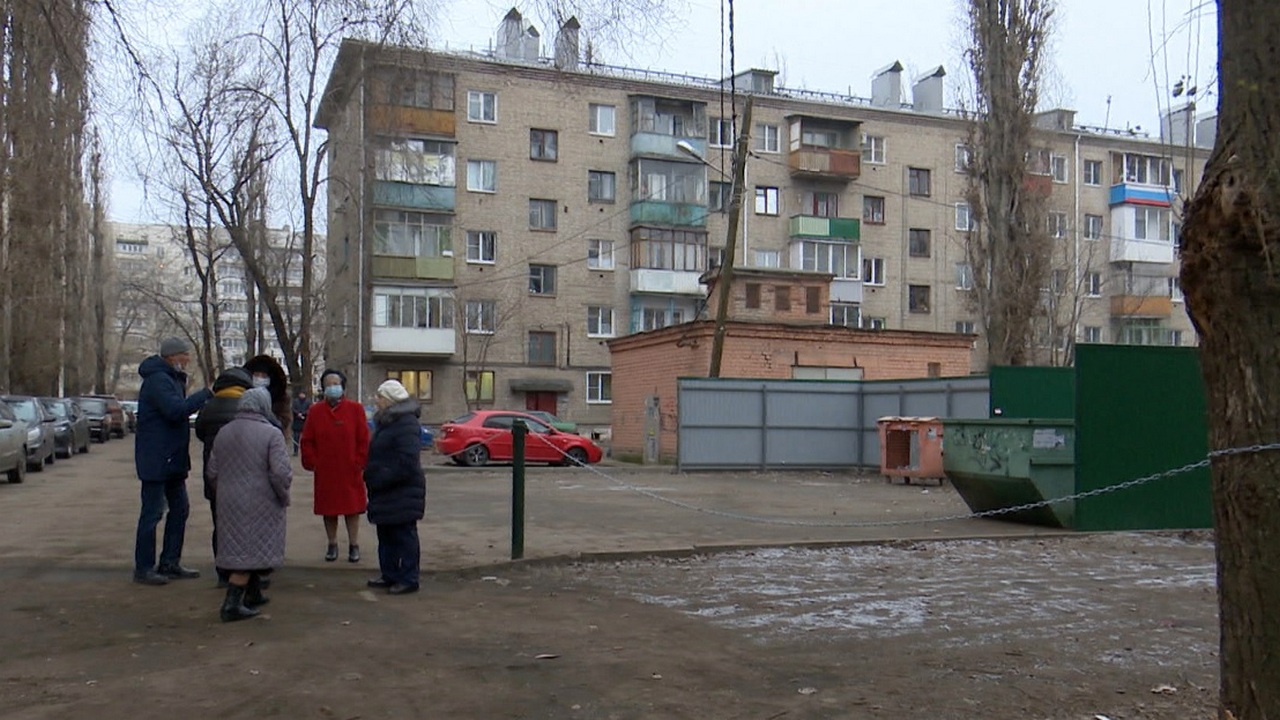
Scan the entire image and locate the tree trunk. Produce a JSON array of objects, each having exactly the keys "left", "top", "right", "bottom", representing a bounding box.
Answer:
[{"left": 1179, "top": 2, "right": 1280, "bottom": 717}]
